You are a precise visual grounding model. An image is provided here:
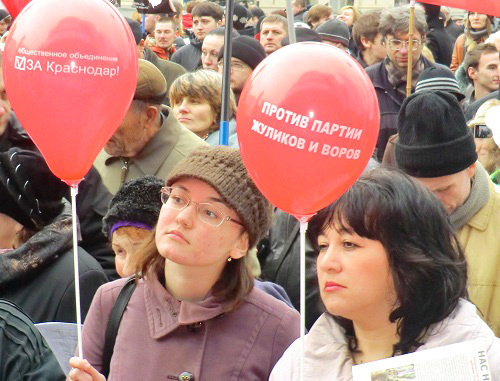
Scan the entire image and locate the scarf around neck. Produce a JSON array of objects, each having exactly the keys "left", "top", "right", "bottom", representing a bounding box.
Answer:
[
  {"left": 385, "top": 56, "right": 425, "bottom": 96},
  {"left": 450, "top": 162, "right": 490, "bottom": 230}
]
